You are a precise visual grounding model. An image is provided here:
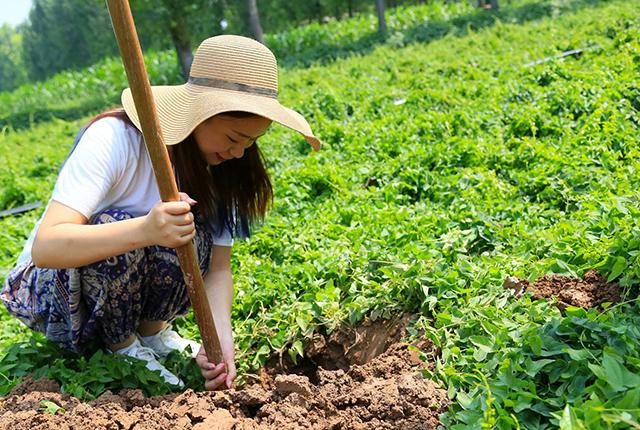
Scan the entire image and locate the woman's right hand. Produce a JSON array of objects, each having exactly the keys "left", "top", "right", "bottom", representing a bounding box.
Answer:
[
  {"left": 195, "top": 340, "right": 237, "bottom": 391},
  {"left": 142, "top": 192, "right": 197, "bottom": 248}
]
